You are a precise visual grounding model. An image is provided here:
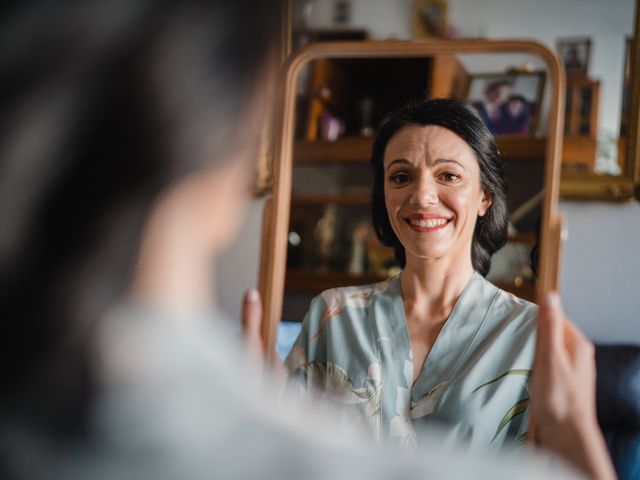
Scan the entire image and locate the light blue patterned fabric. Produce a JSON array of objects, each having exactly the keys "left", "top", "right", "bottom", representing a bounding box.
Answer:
[
  {"left": 285, "top": 272, "right": 537, "bottom": 449},
  {"left": 276, "top": 321, "right": 303, "bottom": 359}
]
